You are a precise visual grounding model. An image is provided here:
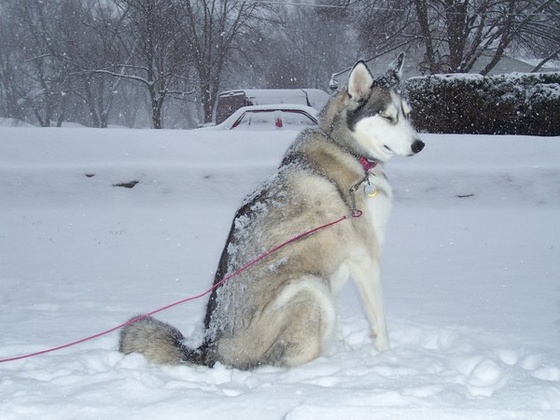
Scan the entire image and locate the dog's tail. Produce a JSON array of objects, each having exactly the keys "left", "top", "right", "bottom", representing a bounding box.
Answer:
[{"left": 118, "top": 315, "right": 212, "bottom": 366}]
